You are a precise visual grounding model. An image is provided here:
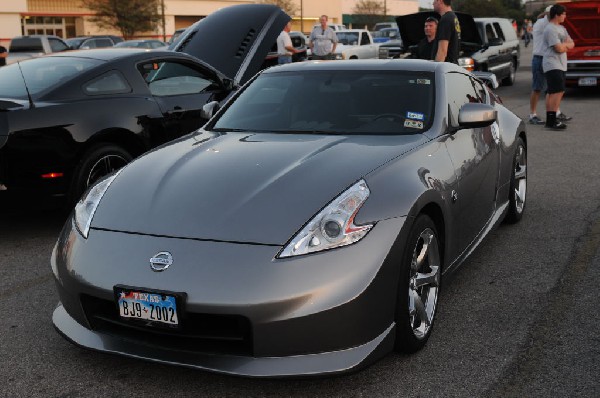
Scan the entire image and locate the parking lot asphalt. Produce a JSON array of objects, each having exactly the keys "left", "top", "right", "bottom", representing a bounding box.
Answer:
[{"left": 1, "top": 43, "right": 599, "bottom": 397}]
